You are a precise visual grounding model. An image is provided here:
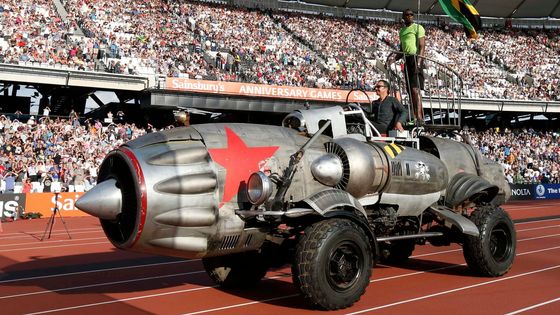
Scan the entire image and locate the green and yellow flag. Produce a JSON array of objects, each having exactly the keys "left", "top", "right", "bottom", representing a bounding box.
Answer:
[{"left": 438, "top": 0, "right": 482, "bottom": 39}]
